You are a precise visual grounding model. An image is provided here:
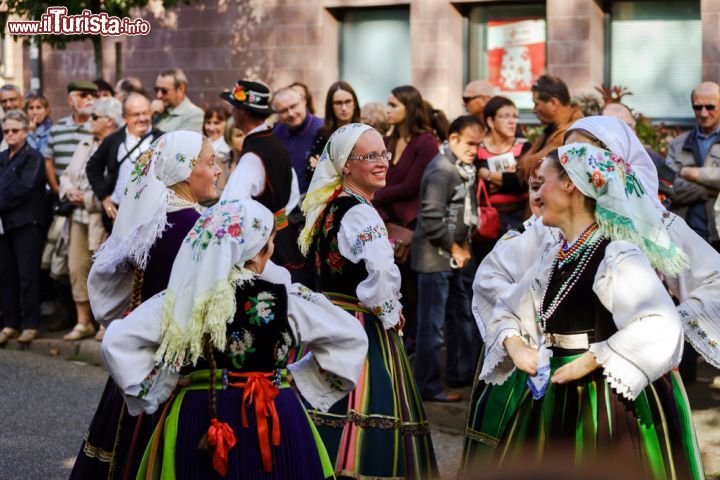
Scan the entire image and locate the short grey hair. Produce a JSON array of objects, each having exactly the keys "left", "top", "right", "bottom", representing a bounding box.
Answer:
[
  {"left": 159, "top": 68, "right": 189, "bottom": 89},
  {"left": 2, "top": 109, "right": 29, "bottom": 129},
  {"left": 0, "top": 84, "right": 22, "bottom": 96},
  {"left": 93, "top": 97, "right": 123, "bottom": 127},
  {"left": 122, "top": 92, "right": 150, "bottom": 116}
]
